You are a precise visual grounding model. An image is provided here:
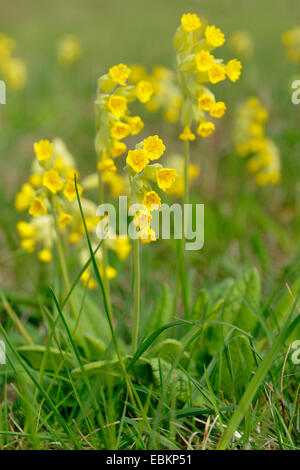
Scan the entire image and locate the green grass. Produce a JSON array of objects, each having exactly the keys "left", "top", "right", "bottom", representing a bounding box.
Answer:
[{"left": 0, "top": 0, "right": 300, "bottom": 450}]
